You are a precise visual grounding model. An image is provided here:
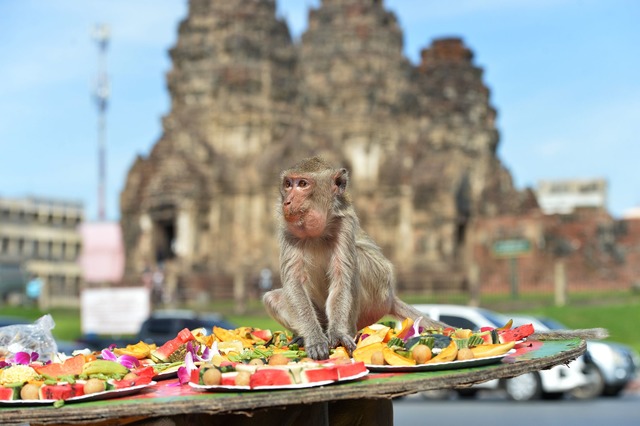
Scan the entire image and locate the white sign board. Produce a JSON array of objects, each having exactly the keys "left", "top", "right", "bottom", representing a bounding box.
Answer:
[{"left": 81, "top": 287, "right": 151, "bottom": 335}]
